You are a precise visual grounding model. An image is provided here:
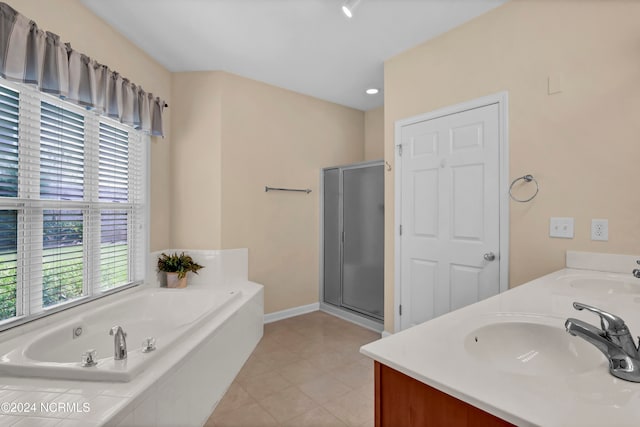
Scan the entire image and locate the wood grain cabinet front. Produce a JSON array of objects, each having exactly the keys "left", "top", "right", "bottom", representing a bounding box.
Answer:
[{"left": 374, "top": 361, "right": 515, "bottom": 427}]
